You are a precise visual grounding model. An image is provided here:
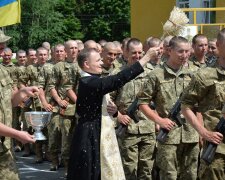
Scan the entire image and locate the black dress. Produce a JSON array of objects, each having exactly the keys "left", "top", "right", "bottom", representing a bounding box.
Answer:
[{"left": 67, "top": 62, "right": 144, "bottom": 180}]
